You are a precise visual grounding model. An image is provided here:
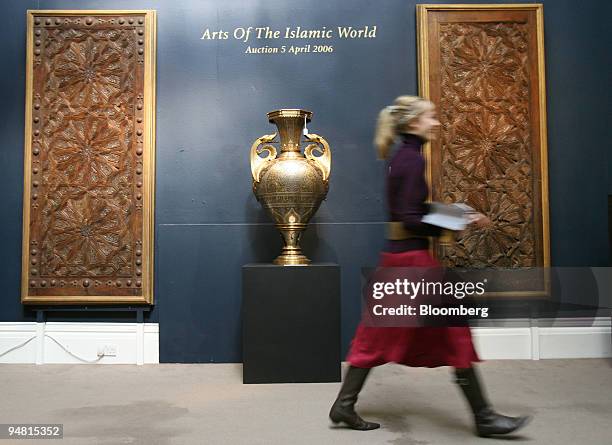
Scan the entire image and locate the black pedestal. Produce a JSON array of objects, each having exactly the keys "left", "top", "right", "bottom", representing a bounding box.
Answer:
[{"left": 242, "top": 263, "right": 341, "bottom": 383}]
